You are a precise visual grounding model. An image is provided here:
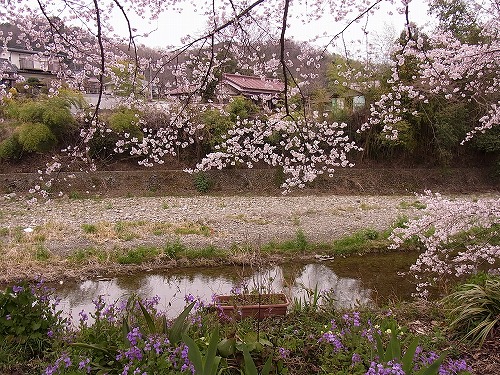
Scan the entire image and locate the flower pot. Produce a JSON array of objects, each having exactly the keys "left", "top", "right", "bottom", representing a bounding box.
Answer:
[{"left": 214, "top": 293, "right": 289, "bottom": 320}]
